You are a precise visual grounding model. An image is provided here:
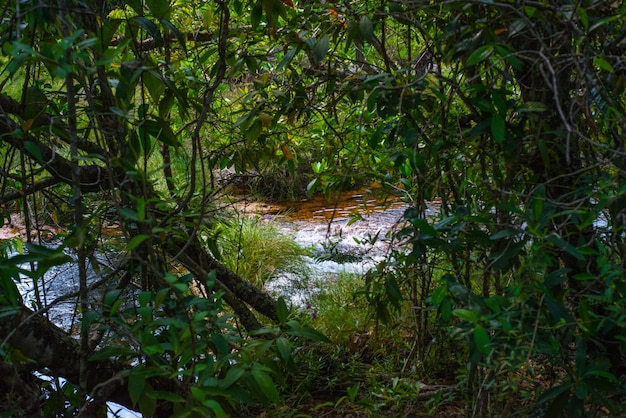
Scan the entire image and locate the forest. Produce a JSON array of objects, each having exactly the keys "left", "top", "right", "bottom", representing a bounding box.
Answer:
[{"left": 0, "top": 0, "right": 625, "bottom": 416}]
